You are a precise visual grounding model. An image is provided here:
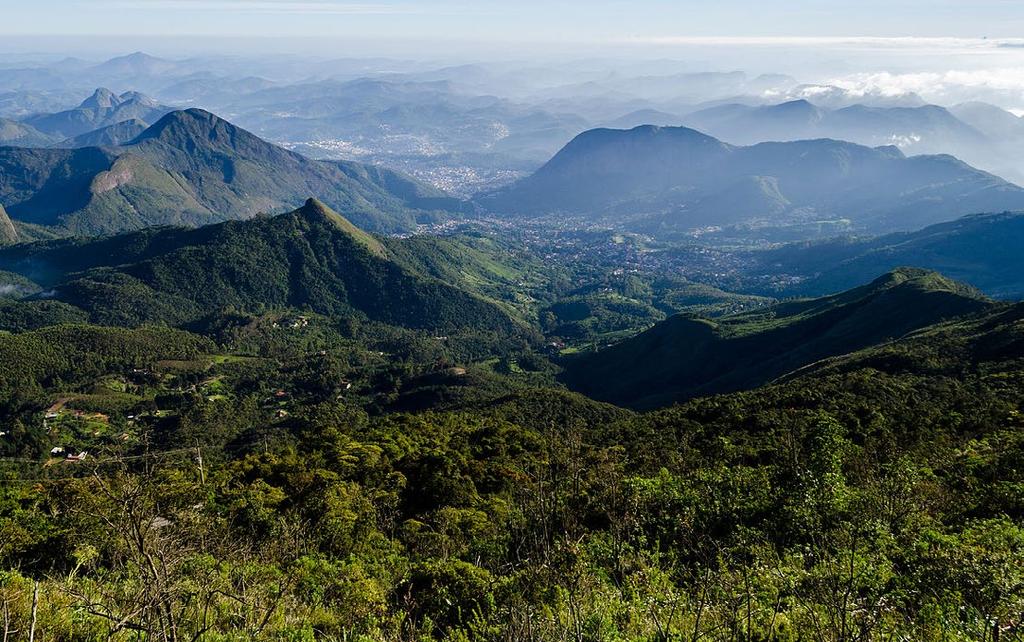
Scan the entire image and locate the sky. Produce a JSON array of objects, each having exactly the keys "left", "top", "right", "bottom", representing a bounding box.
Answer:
[{"left": 5, "top": 0, "right": 1024, "bottom": 45}]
